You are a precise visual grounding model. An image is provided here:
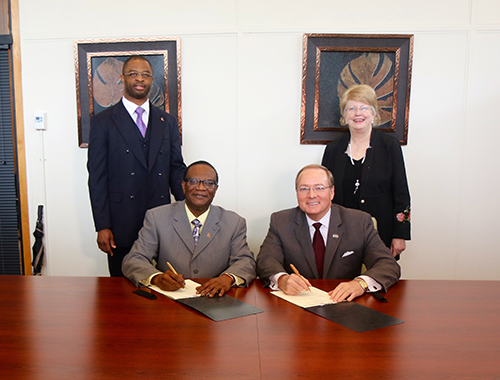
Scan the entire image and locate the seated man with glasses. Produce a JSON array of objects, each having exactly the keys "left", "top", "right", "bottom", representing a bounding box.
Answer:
[
  {"left": 123, "top": 161, "right": 256, "bottom": 297},
  {"left": 256, "top": 164, "right": 400, "bottom": 302}
]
